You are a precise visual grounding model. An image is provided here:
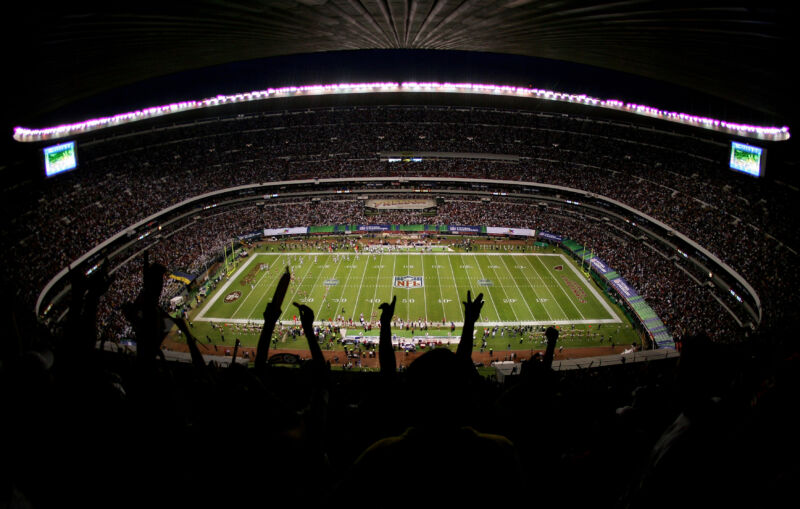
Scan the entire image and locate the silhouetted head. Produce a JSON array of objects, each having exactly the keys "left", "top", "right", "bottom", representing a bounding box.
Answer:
[{"left": 405, "top": 348, "right": 476, "bottom": 427}]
